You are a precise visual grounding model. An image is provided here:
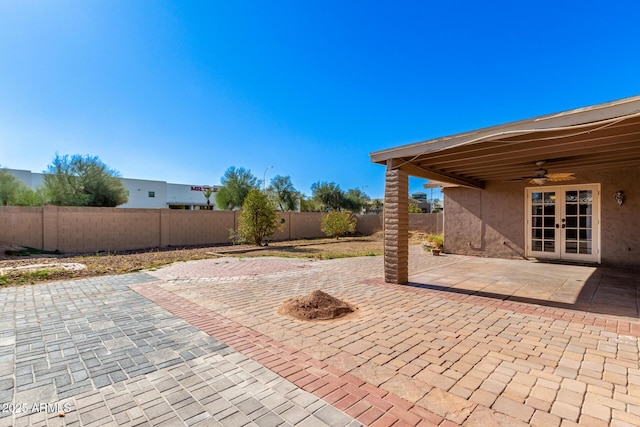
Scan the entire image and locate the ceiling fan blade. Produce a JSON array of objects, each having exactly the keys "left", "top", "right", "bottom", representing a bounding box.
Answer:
[{"left": 546, "top": 173, "right": 576, "bottom": 182}]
